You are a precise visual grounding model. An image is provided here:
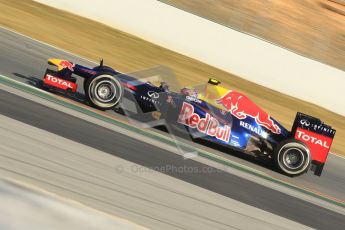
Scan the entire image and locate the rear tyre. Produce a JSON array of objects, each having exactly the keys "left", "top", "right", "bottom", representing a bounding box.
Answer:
[
  {"left": 84, "top": 73, "right": 123, "bottom": 110},
  {"left": 273, "top": 139, "right": 311, "bottom": 177}
]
